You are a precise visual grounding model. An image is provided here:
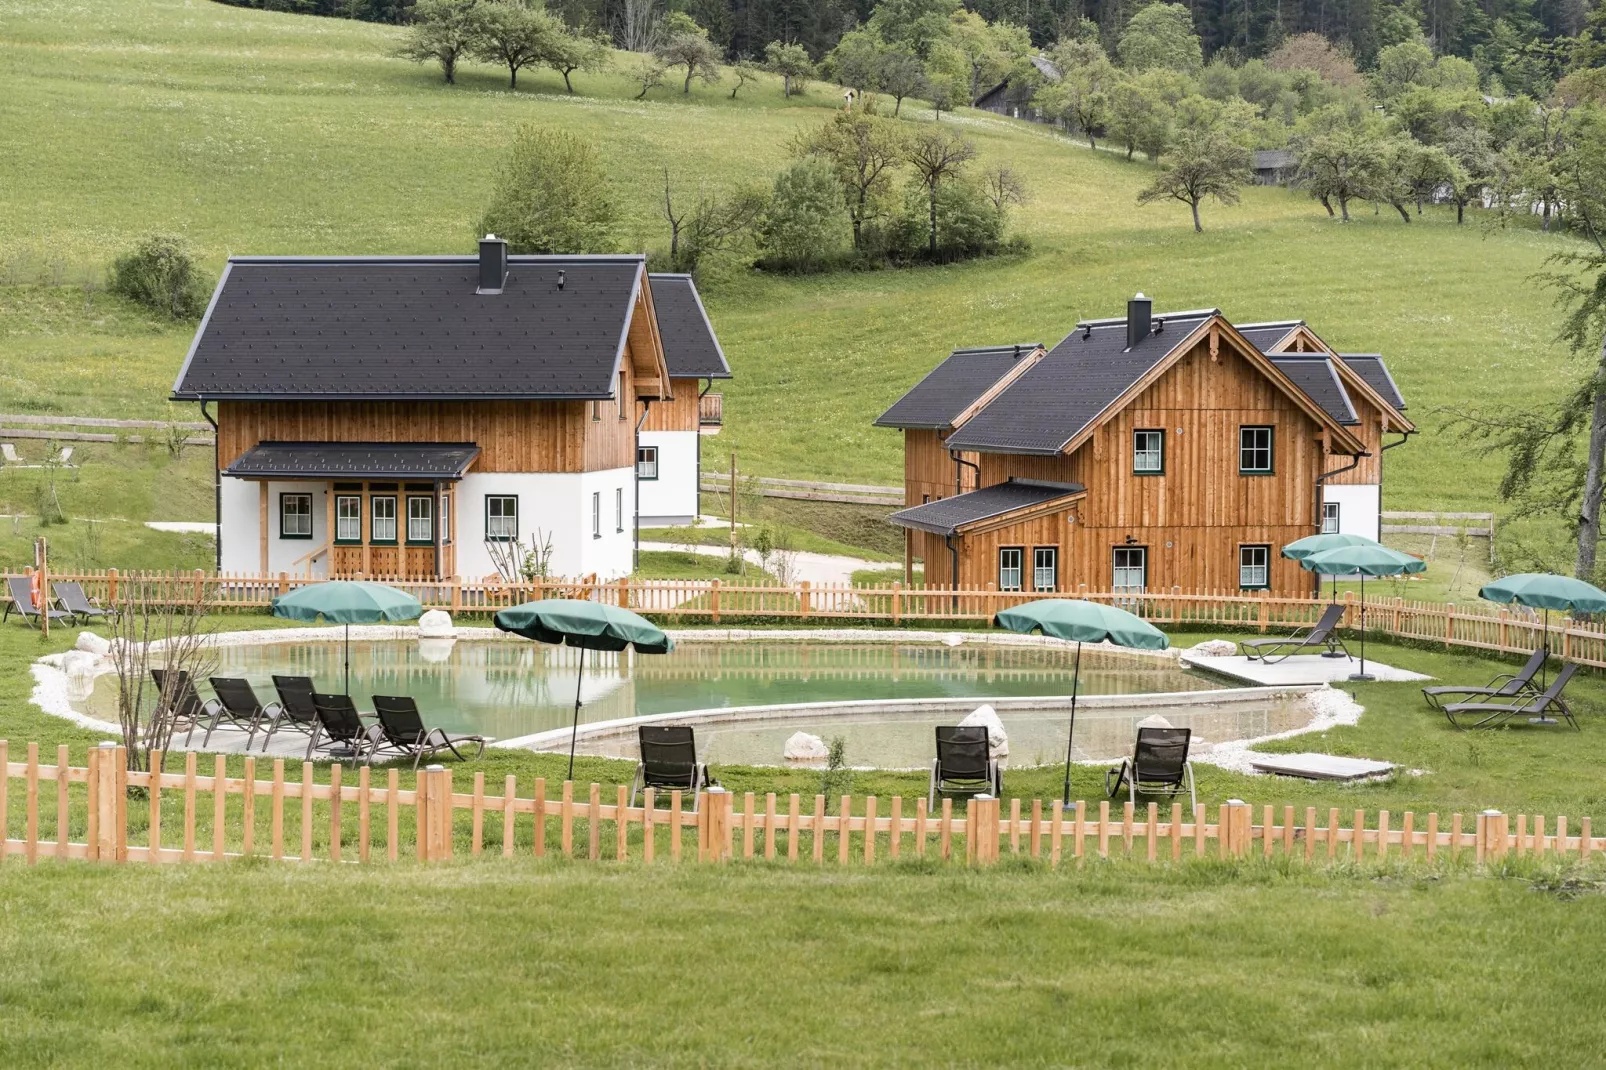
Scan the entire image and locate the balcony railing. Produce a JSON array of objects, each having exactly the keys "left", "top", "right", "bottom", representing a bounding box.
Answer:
[{"left": 699, "top": 392, "right": 723, "bottom": 427}]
